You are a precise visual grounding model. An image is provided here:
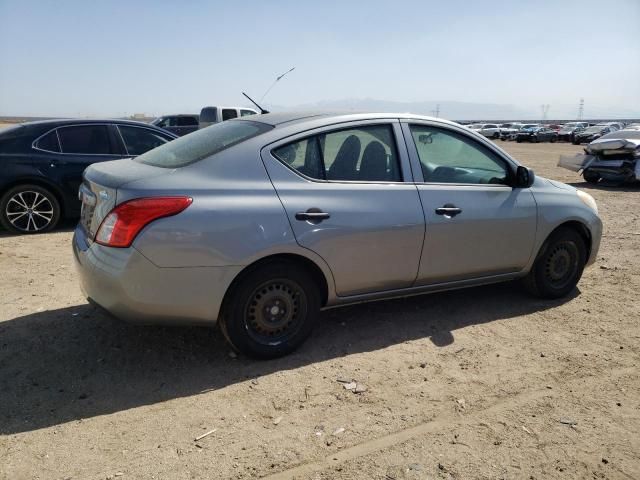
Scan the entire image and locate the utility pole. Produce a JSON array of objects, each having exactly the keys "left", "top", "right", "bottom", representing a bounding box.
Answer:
[
  {"left": 578, "top": 98, "right": 584, "bottom": 120},
  {"left": 541, "top": 104, "right": 550, "bottom": 123},
  {"left": 431, "top": 104, "right": 440, "bottom": 118}
]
